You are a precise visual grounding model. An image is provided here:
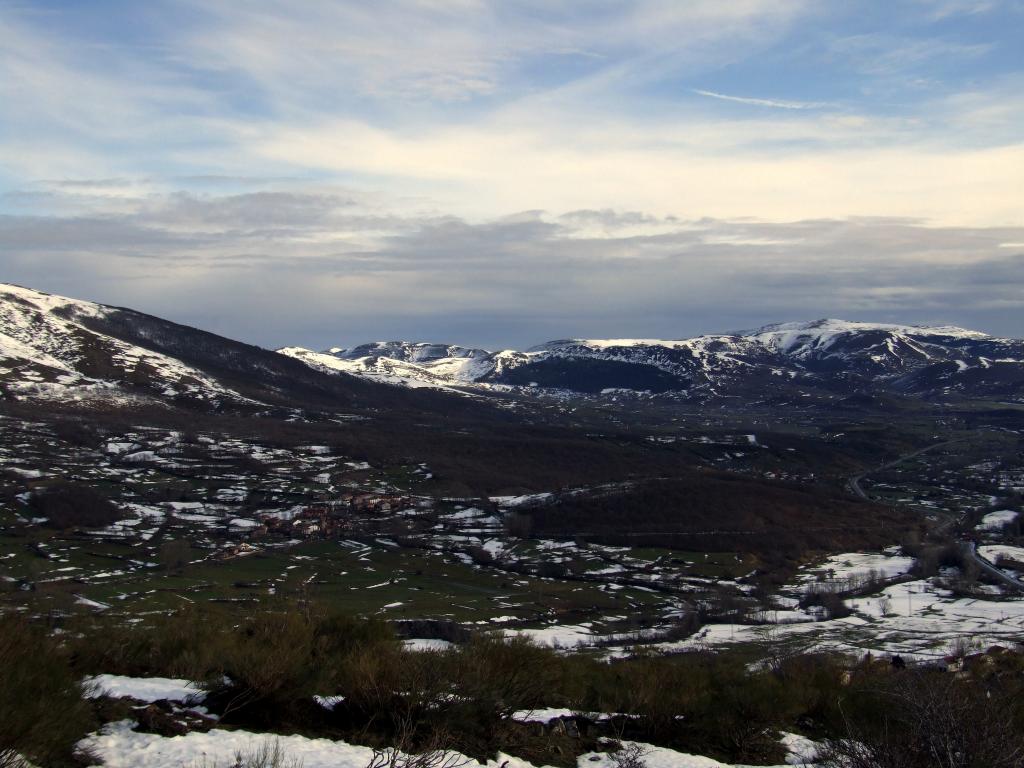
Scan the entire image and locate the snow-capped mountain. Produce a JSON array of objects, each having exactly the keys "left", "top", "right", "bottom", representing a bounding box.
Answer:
[
  {"left": 743, "top": 319, "right": 1024, "bottom": 395},
  {"left": 3, "top": 283, "right": 1020, "bottom": 409},
  {"left": 282, "top": 319, "right": 1024, "bottom": 401},
  {"left": 0, "top": 283, "right": 422, "bottom": 412},
  {"left": 279, "top": 342, "right": 532, "bottom": 391},
  {"left": 0, "top": 283, "right": 248, "bottom": 406}
]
